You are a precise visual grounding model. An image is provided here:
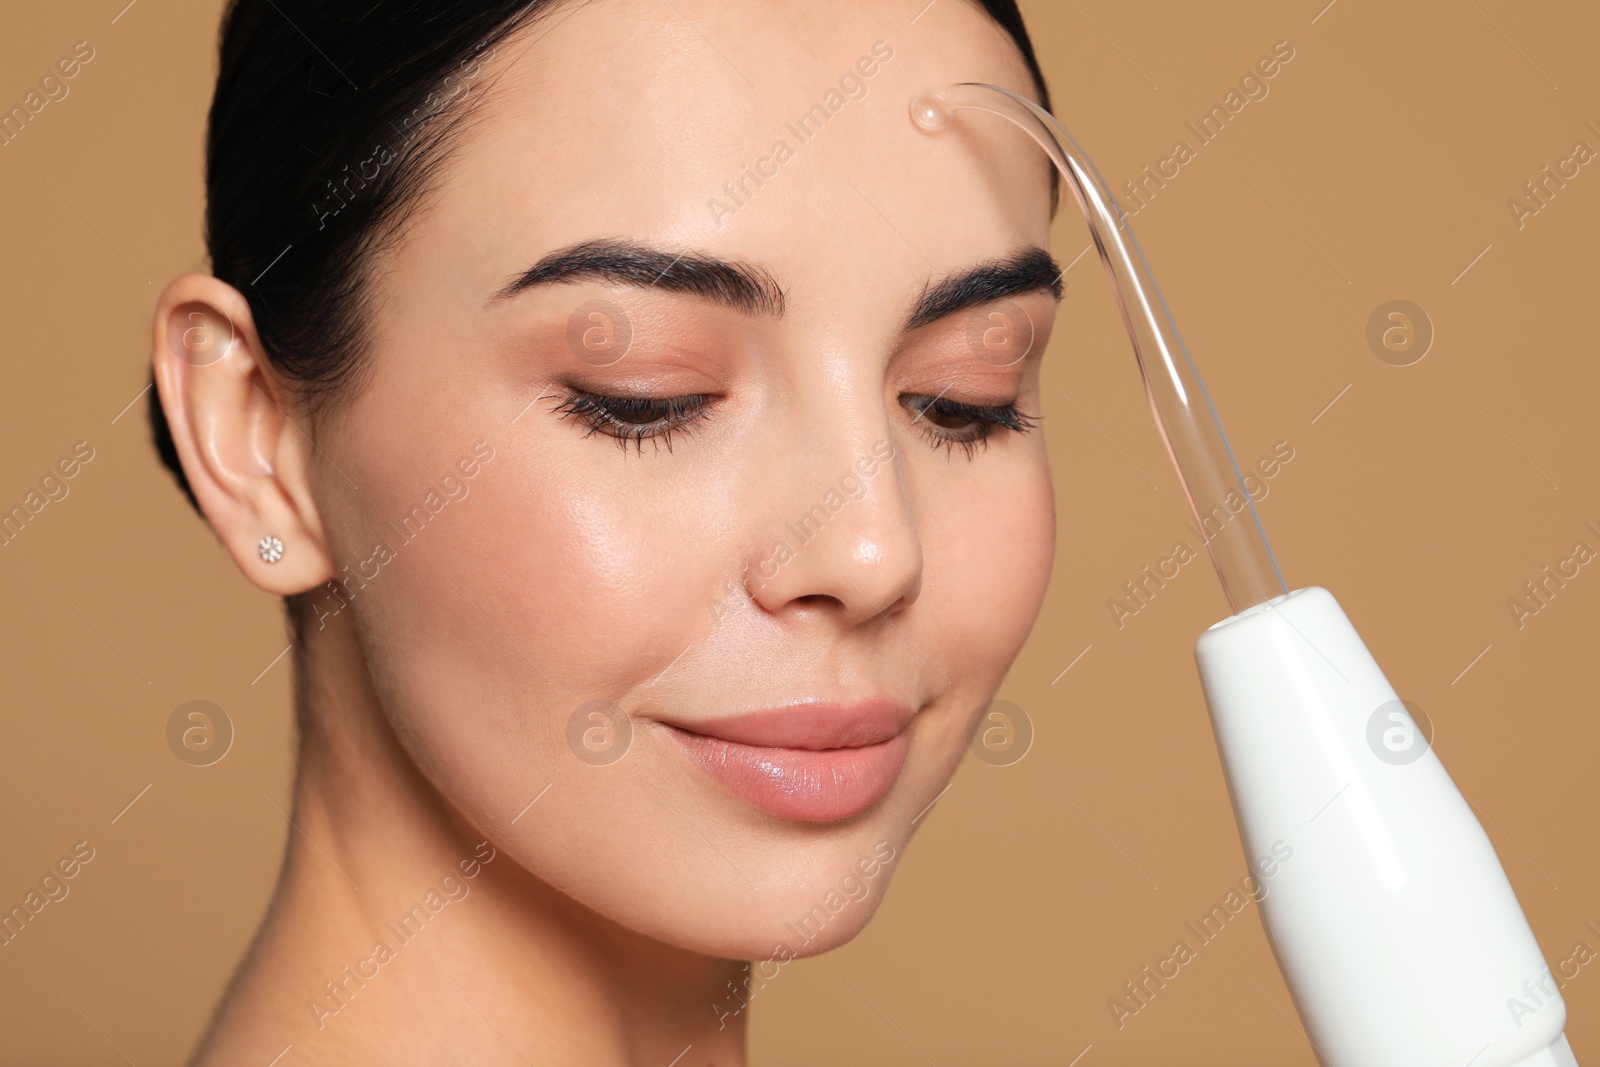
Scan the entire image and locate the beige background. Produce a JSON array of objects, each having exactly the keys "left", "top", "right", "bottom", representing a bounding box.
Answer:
[{"left": 3, "top": 1, "right": 1598, "bottom": 1063}]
